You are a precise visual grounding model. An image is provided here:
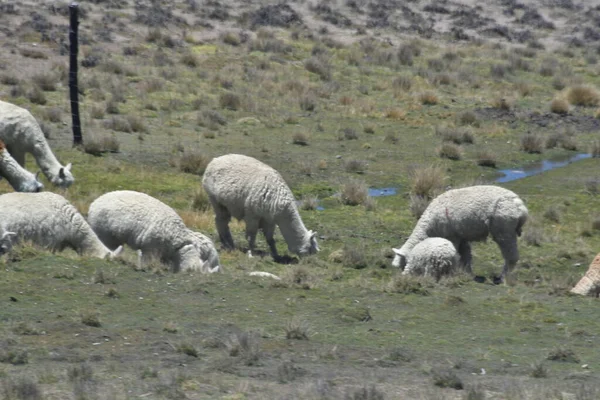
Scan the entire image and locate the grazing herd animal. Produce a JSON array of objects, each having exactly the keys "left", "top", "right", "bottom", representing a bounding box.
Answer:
[
  {"left": 88, "top": 190, "right": 220, "bottom": 273},
  {"left": 202, "top": 154, "right": 319, "bottom": 259},
  {"left": 0, "top": 99, "right": 597, "bottom": 295},
  {"left": 393, "top": 186, "right": 529, "bottom": 283},
  {"left": 0, "top": 192, "right": 122, "bottom": 259}
]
